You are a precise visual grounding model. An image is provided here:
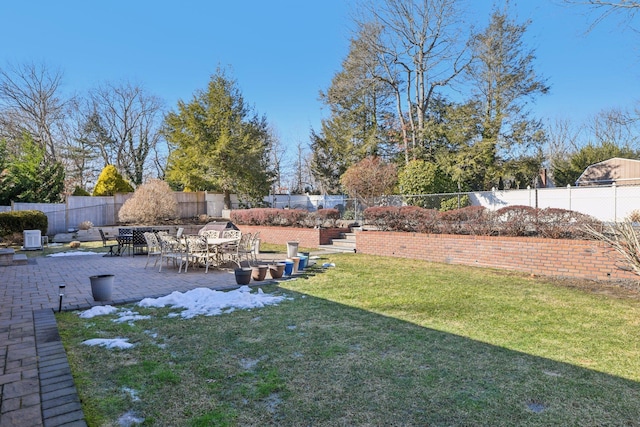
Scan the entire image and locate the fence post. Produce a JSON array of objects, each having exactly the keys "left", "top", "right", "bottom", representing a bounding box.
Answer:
[
  {"left": 567, "top": 184, "right": 571, "bottom": 211},
  {"left": 613, "top": 183, "right": 617, "bottom": 222}
]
